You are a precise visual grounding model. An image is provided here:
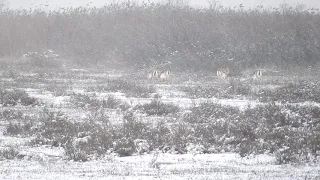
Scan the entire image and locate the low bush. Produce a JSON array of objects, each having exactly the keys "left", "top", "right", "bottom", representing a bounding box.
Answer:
[
  {"left": 32, "top": 108, "right": 114, "bottom": 160},
  {"left": 225, "top": 79, "right": 252, "bottom": 97},
  {"left": 45, "top": 83, "right": 71, "bottom": 96},
  {"left": 180, "top": 86, "right": 221, "bottom": 98},
  {"left": 112, "top": 137, "right": 135, "bottom": 157},
  {"left": 257, "top": 81, "right": 320, "bottom": 103},
  {"left": 20, "top": 50, "right": 62, "bottom": 69},
  {"left": 63, "top": 120, "right": 115, "bottom": 161},
  {"left": 182, "top": 102, "right": 320, "bottom": 164},
  {"left": 0, "top": 89, "right": 38, "bottom": 106},
  {"left": 65, "top": 111, "right": 155, "bottom": 159},
  {"left": 95, "top": 79, "right": 155, "bottom": 98},
  {"left": 4, "top": 108, "right": 114, "bottom": 161},
  {"left": 5, "top": 122, "right": 33, "bottom": 136},
  {"left": 112, "top": 112, "right": 155, "bottom": 156},
  {"left": 181, "top": 80, "right": 252, "bottom": 99},
  {"left": 2, "top": 70, "right": 19, "bottom": 79},
  {"left": 102, "top": 96, "right": 122, "bottom": 109},
  {"left": 134, "top": 100, "right": 180, "bottom": 116},
  {"left": 1, "top": 109, "right": 23, "bottom": 120},
  {"left": 0, "top": 148, "right": 20, "bottom": 160},
  {"left": 147, "top": 120, "right": 172, "bottom": 149},
  {"left": 5, "top": 101, "right": 319, "bottom": 164},
  {"left": 70, "top": 93, "right": 121, "bottom": 109},
  {"left": 118, "top": 111, "right": 153, "bottom": 140},
  {"left": 184, "top": 103, "right": 240, "bottom": 124},
  {"left": 69, "top": 93, "right": 101, "bottom": 108},
  {"left": 183, "top": 103, "right": 242, "bottom": 154}
]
